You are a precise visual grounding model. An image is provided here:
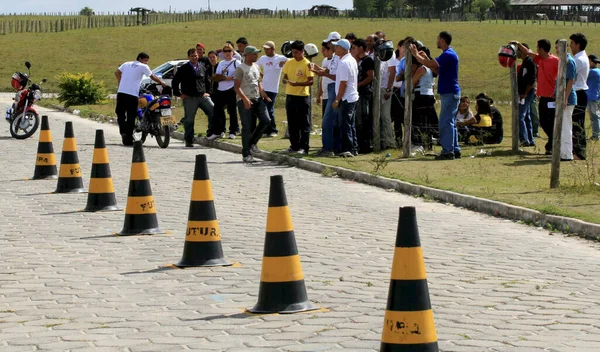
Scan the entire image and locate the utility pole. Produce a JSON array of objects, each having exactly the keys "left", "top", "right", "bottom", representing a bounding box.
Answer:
[{"left": 208, "top": 0, "right": 211, "bottom": 11}]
